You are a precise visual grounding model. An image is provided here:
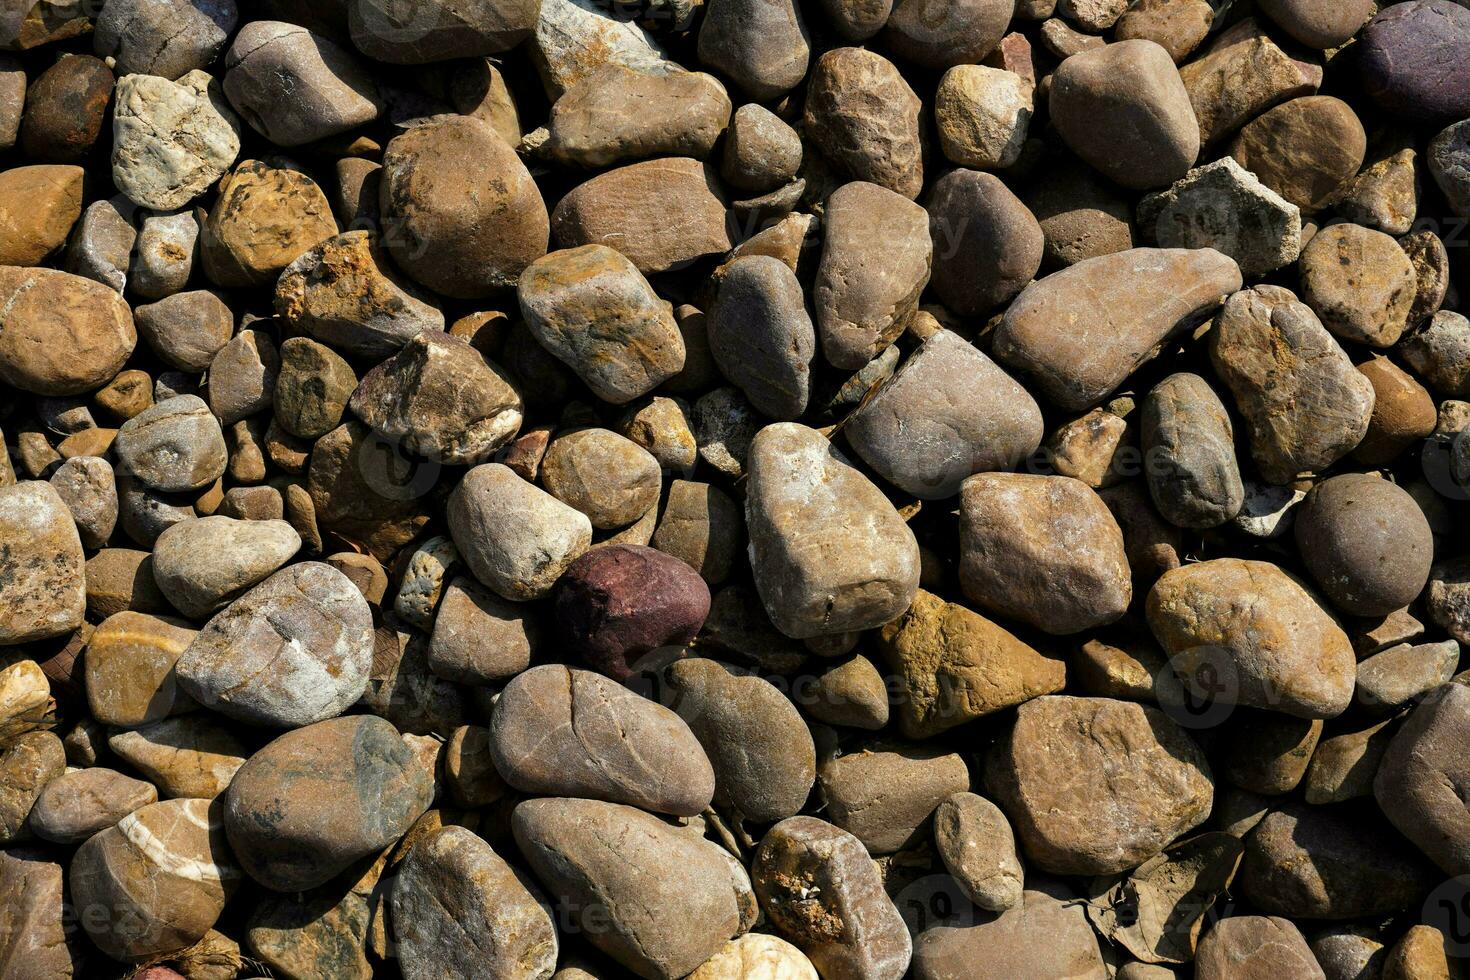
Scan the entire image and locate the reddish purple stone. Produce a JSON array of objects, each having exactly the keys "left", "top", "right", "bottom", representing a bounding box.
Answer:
[
  {"left": 1359, "top": 1, "right": 1470, "bottom": 123},
  {"left": 553, "top": 545, "right": 712, "bottom": 679}
]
